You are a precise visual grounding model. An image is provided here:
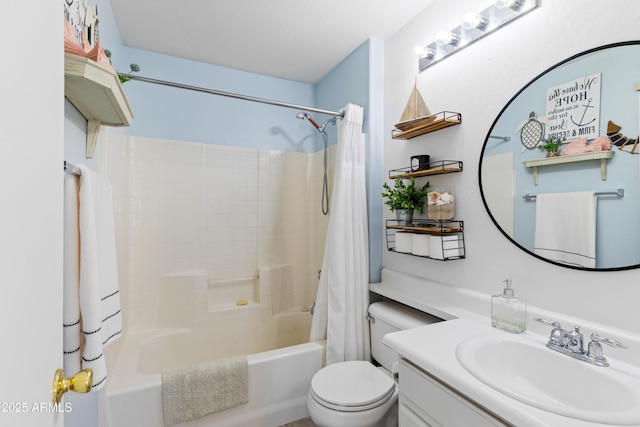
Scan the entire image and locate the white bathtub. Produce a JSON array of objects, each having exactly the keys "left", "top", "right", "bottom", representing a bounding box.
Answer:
[{"left": 100, "top": 314, "right": 326, "bottom": 427}]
